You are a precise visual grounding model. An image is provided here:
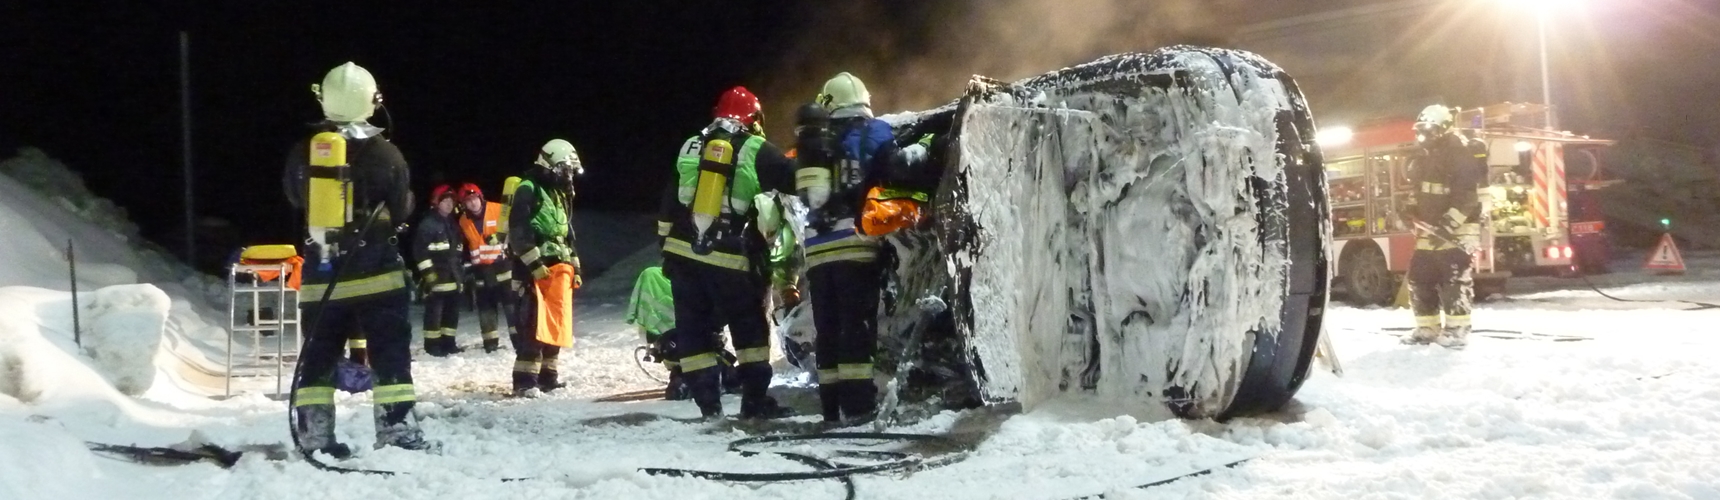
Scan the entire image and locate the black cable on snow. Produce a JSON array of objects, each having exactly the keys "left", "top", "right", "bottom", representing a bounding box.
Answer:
[
  {"left": 634, "top": 345, "right": 669, "bottom": 384},
  {"left": 1575, "top": 272, "right": 1720, "bottom": 310}
]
